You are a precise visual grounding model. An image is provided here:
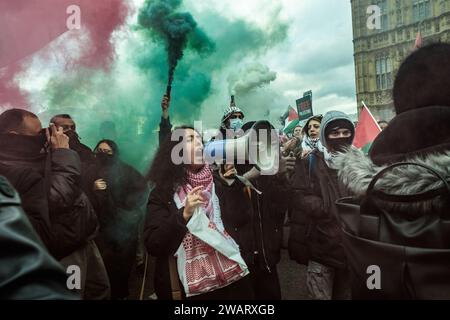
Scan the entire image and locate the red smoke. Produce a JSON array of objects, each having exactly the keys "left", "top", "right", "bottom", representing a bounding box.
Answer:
[{"left": 0, "top": 0, "right": 129, "bottom": 108}]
